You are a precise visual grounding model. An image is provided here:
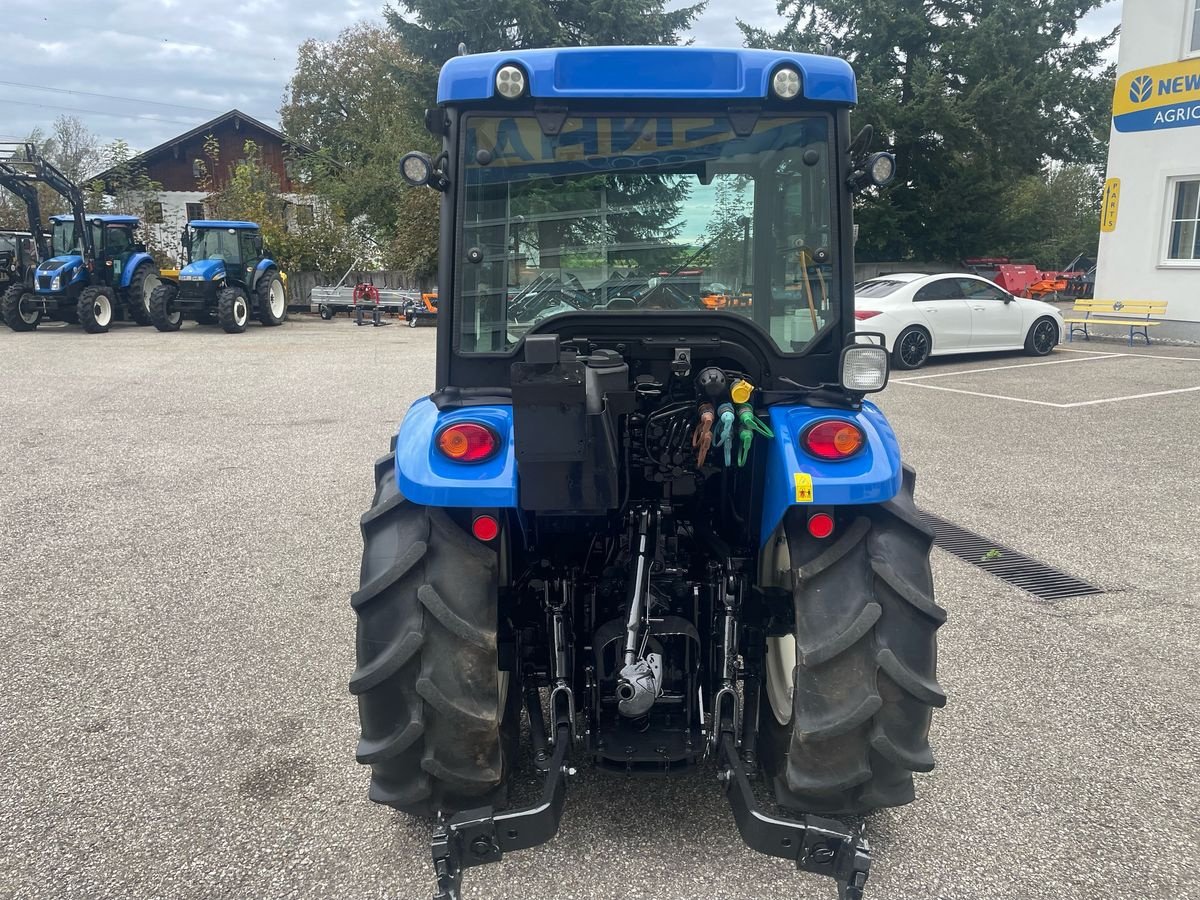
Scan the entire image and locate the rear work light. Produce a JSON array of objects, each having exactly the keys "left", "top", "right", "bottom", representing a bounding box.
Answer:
[
  {"left": 436, "top": 422, "right": 500, "bottom": 463},
  {"left": 801, "top": 420, "right": 865, "bottom": 461}
]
